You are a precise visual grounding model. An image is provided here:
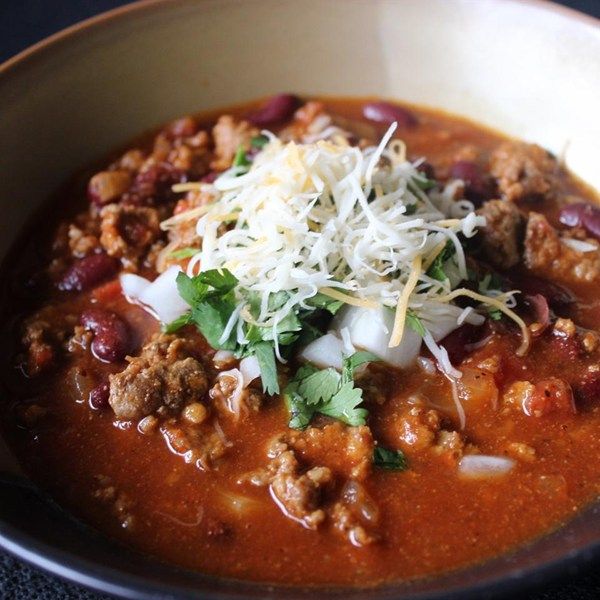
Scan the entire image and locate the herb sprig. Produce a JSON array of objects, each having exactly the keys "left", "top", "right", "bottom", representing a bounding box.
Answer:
[{"left": 284, "top": 351, "right": 380, "bottom": 429}]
